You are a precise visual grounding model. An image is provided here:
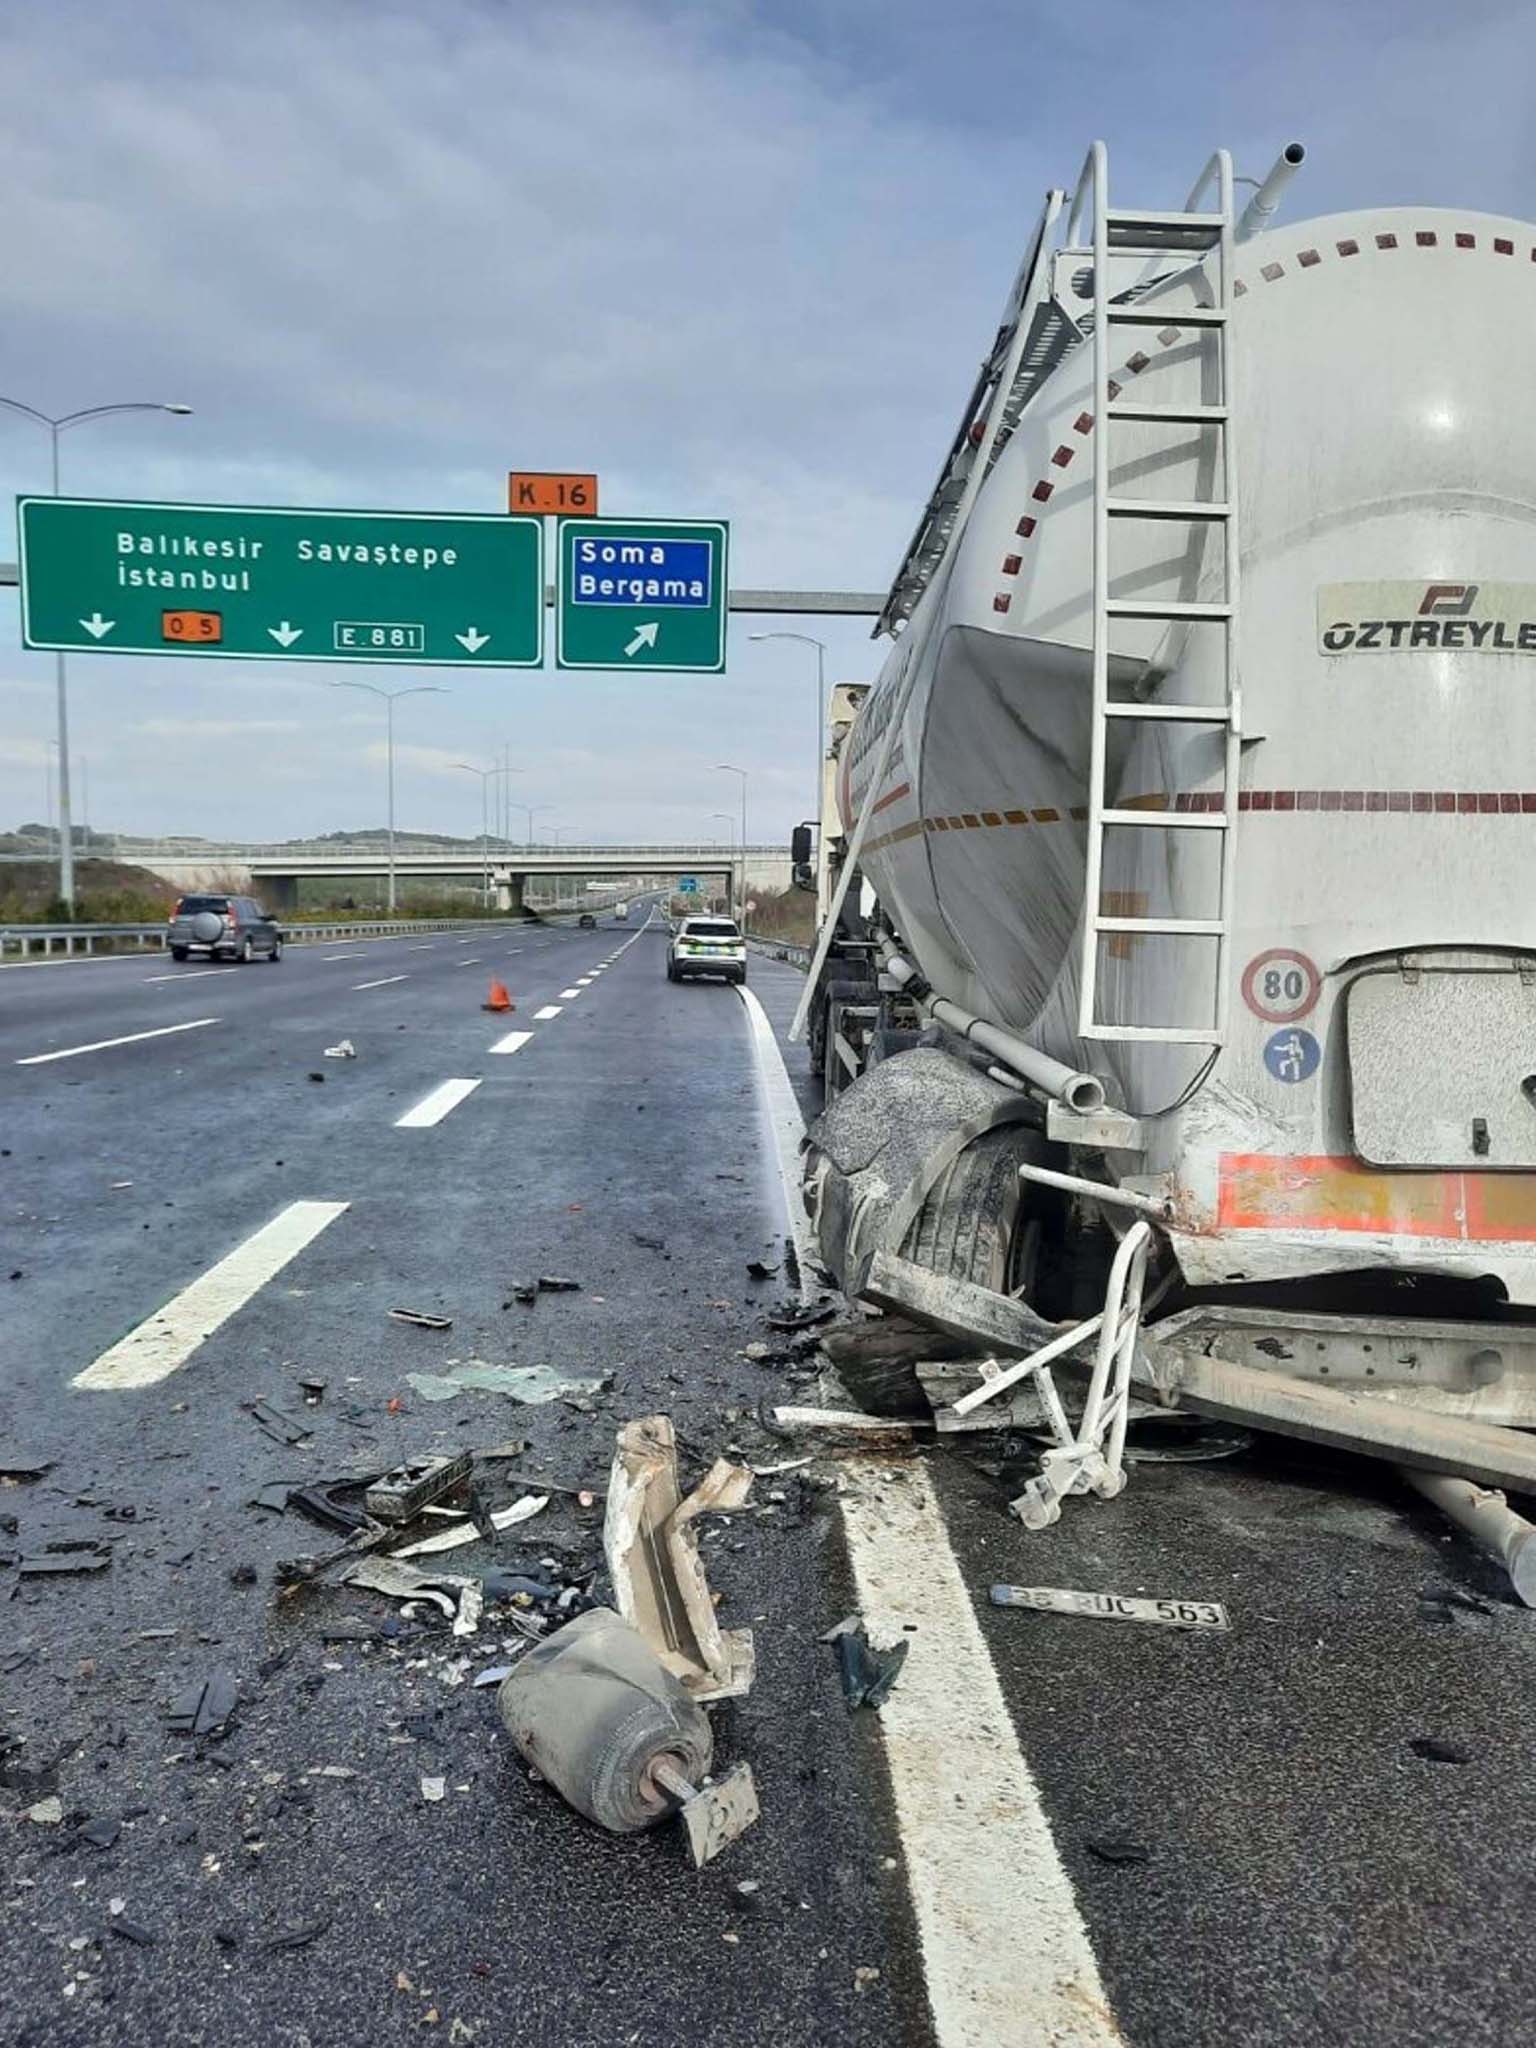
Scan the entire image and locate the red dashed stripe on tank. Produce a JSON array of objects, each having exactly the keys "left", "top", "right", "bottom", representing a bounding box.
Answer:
[{"left": 991, "top": 226, "right": 1528, "bottom": 610}]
